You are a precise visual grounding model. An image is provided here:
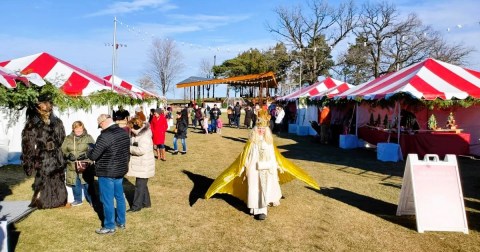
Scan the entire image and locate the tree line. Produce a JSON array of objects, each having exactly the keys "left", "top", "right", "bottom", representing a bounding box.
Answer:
[{"left": 141, "top": 0, "right": 473, "bottom": 97}]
